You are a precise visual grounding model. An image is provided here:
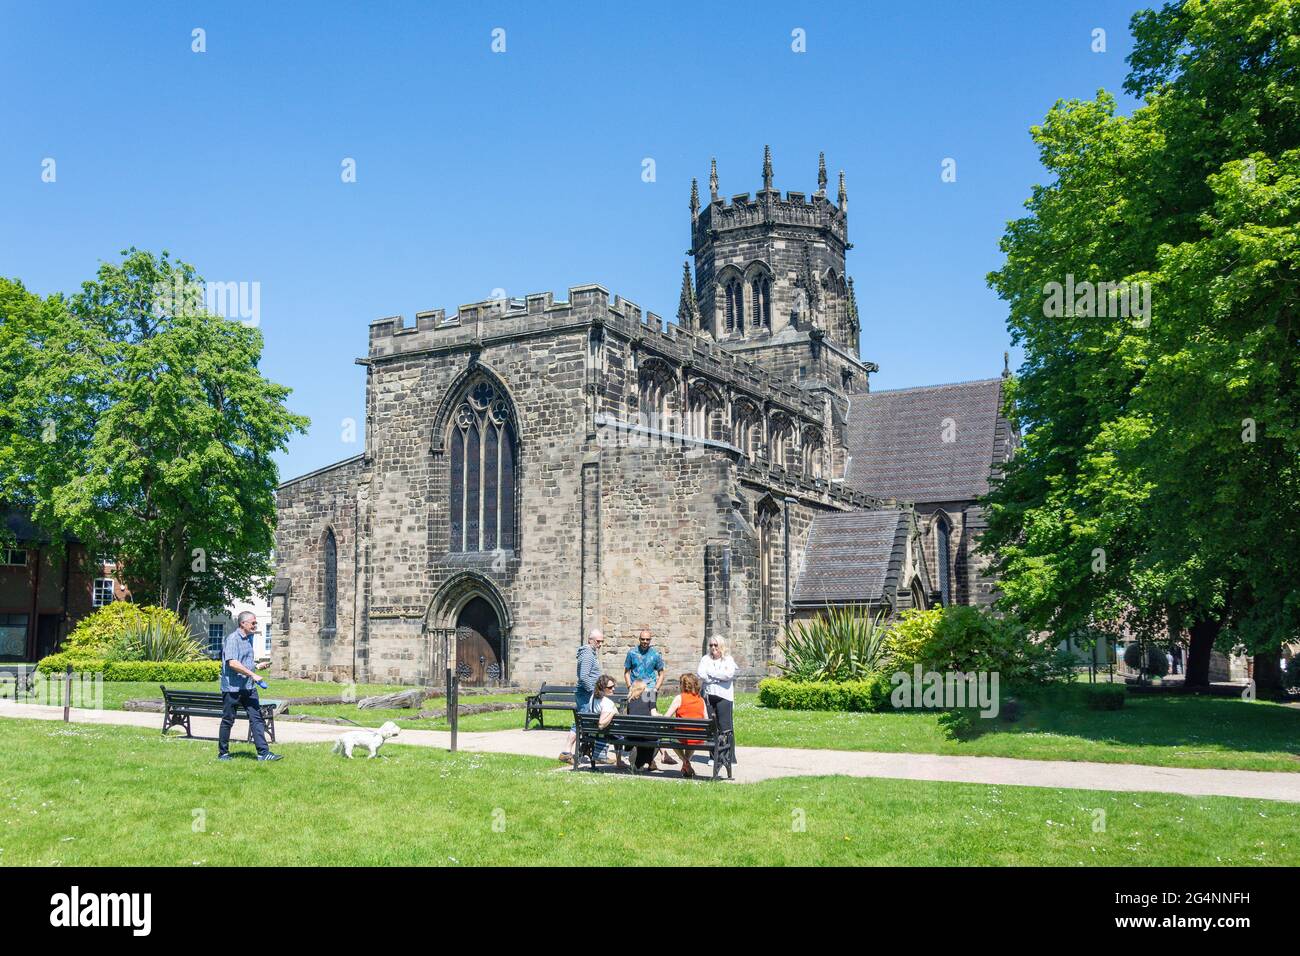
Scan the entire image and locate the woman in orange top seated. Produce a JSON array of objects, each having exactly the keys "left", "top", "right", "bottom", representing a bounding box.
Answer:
[{"left": 663, "top": 673, "right": 707, "bottom": 778}]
